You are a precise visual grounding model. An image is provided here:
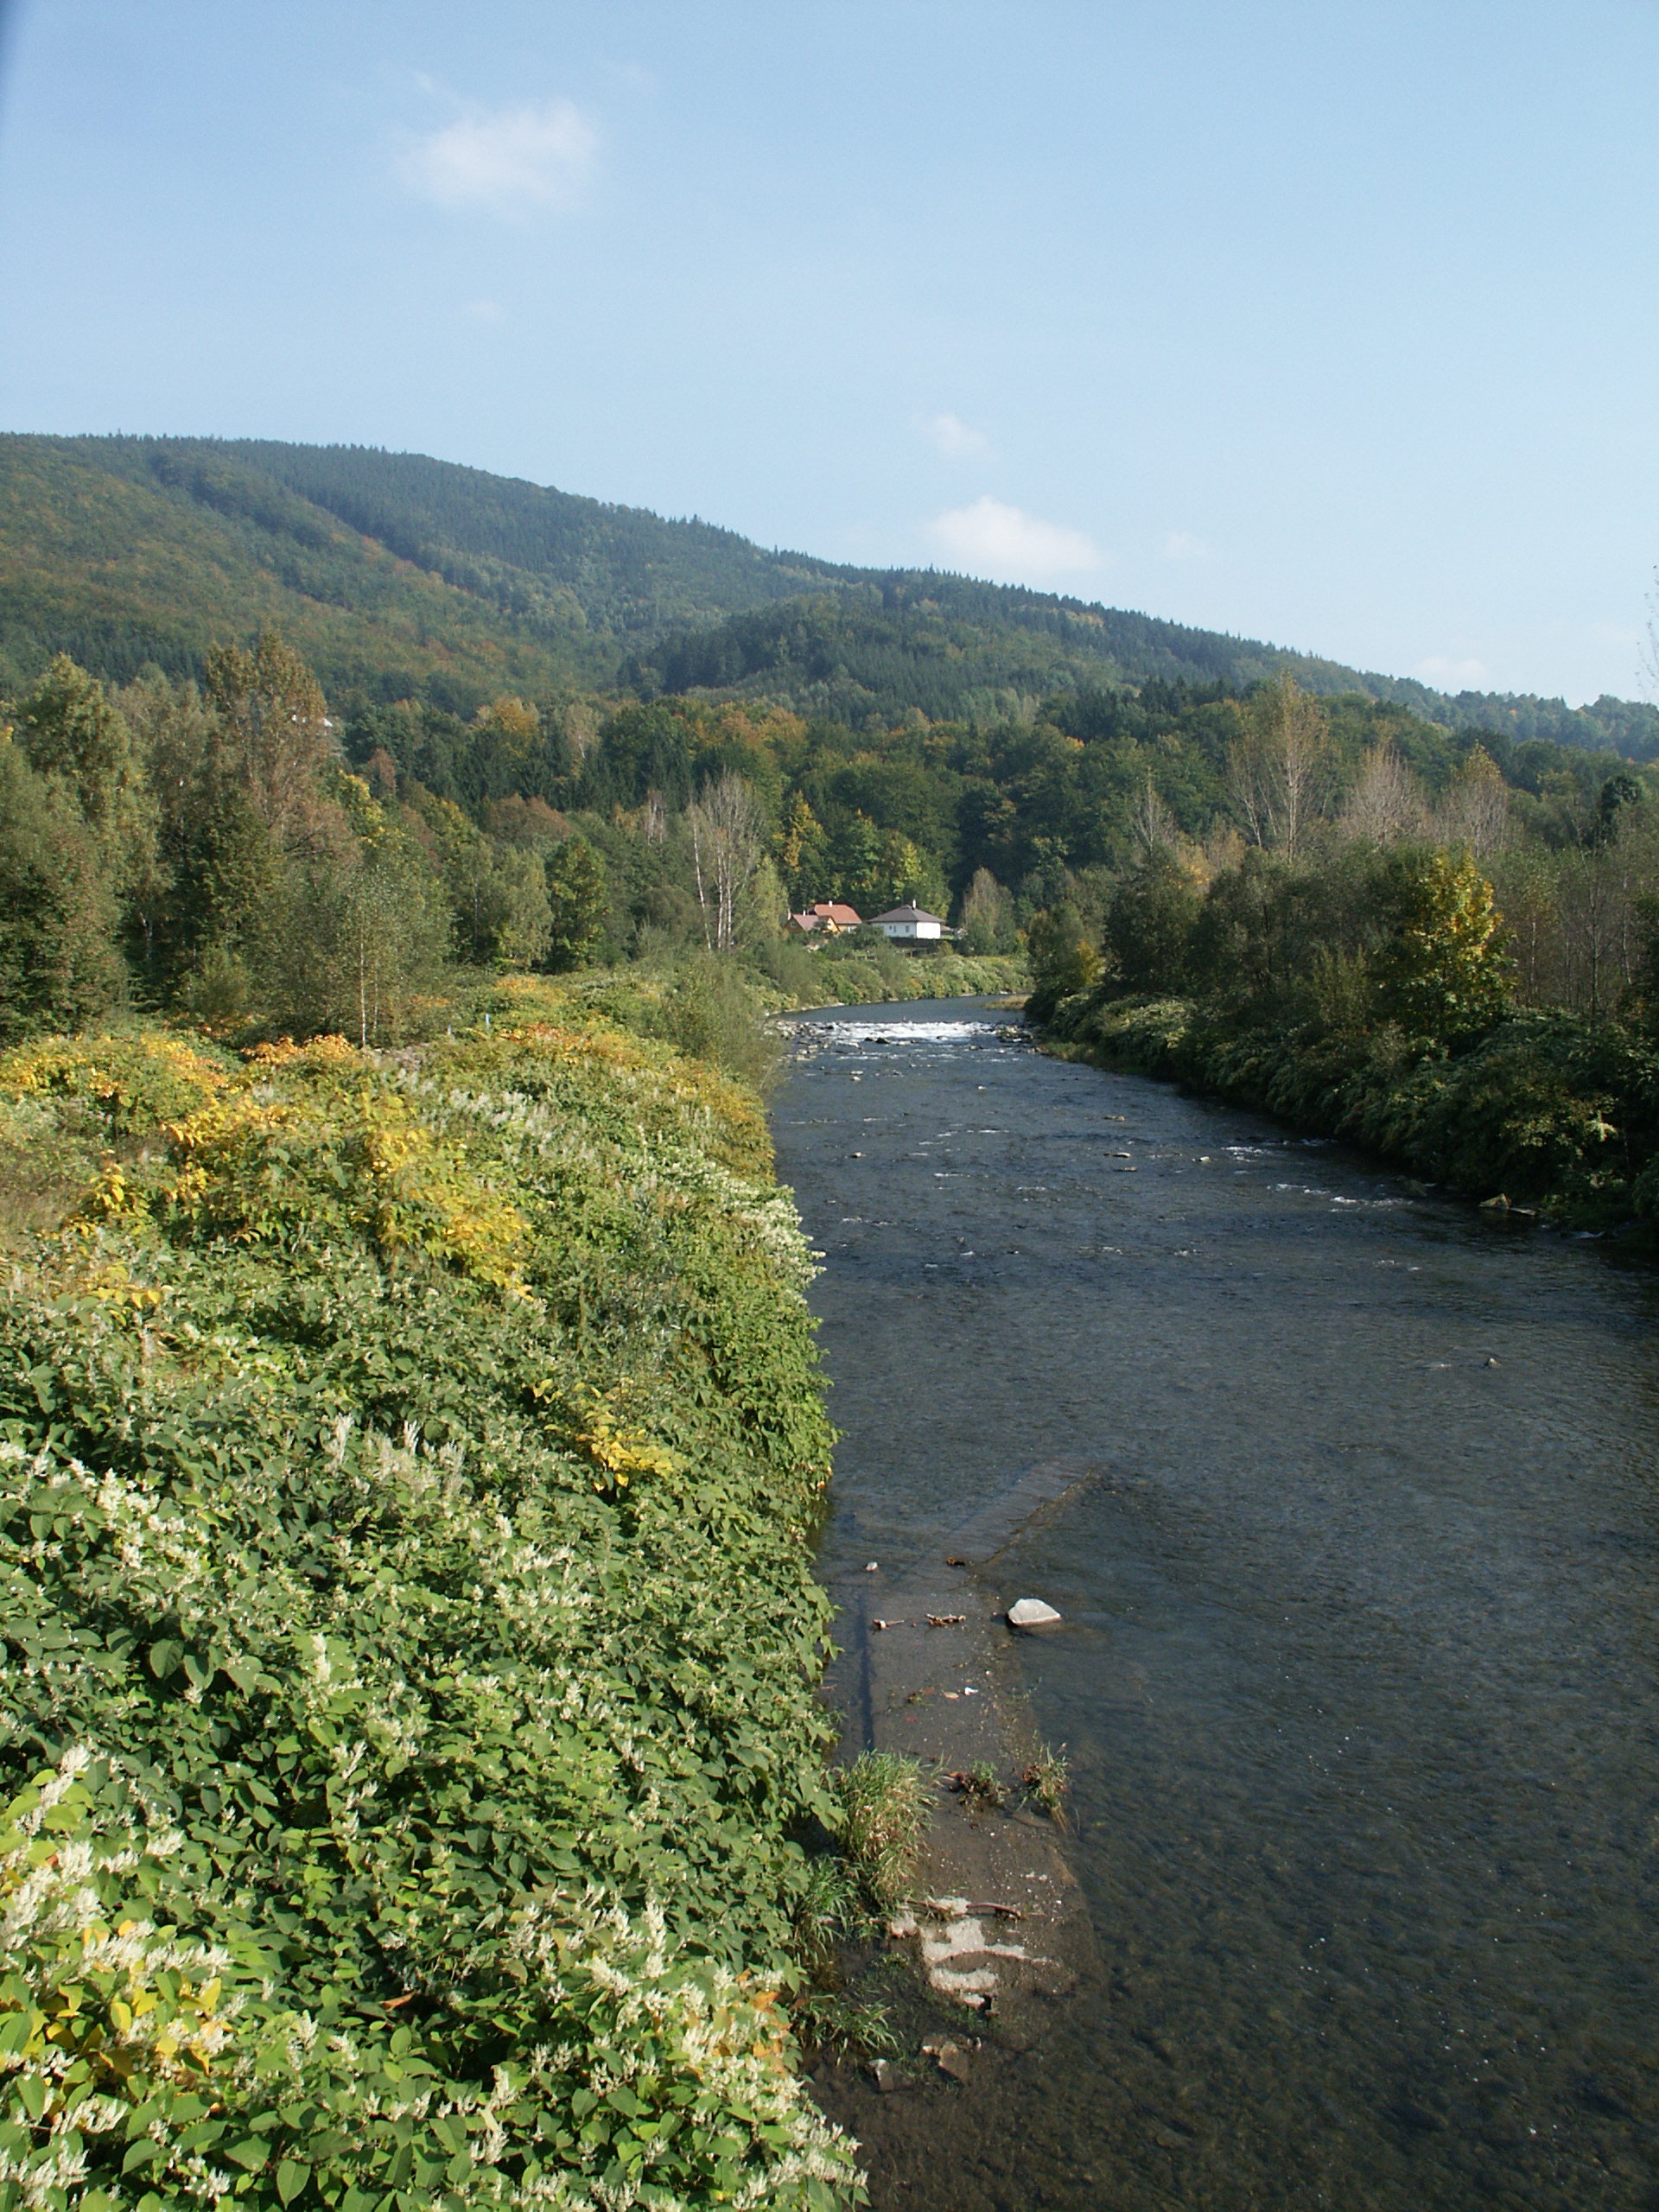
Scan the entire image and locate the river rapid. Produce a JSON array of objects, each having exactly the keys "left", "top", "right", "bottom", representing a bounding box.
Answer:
[{"left": 771, "top": 997, "right": 1659, "bottom": 2212}]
